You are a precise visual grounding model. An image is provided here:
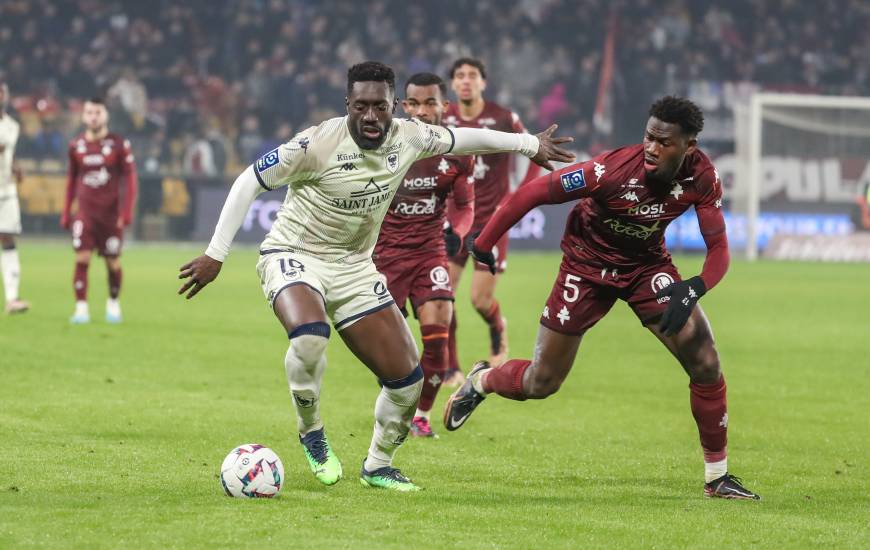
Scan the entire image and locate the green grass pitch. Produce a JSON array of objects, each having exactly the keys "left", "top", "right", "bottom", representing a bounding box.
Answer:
[{"left": 1, "top": 242, "right": 868, "bottom": 548}]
